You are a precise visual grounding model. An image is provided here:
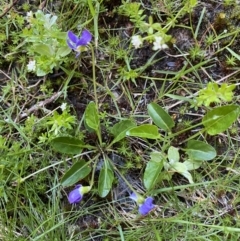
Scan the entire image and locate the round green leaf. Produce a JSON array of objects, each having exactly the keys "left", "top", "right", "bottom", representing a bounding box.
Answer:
[
  {"left": 61, "top": 161, "right": 91, "bottom": 187},
  {"left": 184, "top": 160, "right": 202, "bottom": 171},
  {"left": 185, "top": 140, "right": 216, "bottom": 161},
  {"left": 168, "top": 146, "right": 180, "bottom": 164}
]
